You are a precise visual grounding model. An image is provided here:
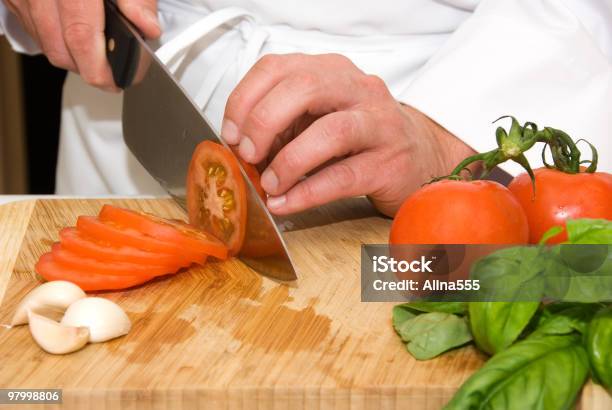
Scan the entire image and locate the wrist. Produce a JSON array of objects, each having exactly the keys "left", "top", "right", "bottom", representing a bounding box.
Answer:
[{"left": 400, "top": 104, "right": 479, "bottom": 179}]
